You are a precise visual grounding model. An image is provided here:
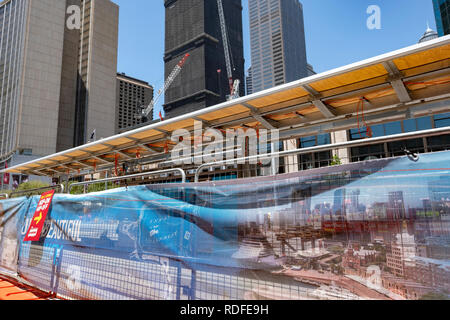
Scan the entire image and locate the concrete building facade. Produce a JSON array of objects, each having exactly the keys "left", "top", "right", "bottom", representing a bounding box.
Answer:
[
  {"left": 0, "top": 0, "right": 119, "bottom": 189},
  {"left": 163, "top": 0, "right": 245, "bottom": 118},
  {"left": 73, "top": 0, "right": 119, "bottom": 147},
  {"left": 116, "top": 73, "right": 154, "bottom": 133},
  {"left": 0, "top": 0, "right": 31, "bottom": 162},
  {"left": 0, "top": 0, "right": 69, "bottom": 160}
]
